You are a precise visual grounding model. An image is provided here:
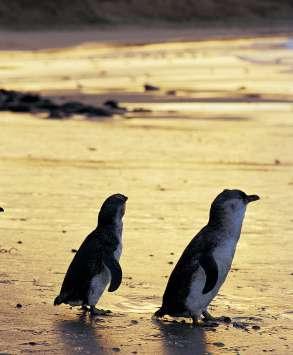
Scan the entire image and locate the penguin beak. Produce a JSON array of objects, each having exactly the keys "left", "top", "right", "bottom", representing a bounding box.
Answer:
[
  {"left": 246, "top": 194, "right": 260, "bottom": 203},
  {"left": 0, "top": 207, "right": 4, "bottom": 213}
]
